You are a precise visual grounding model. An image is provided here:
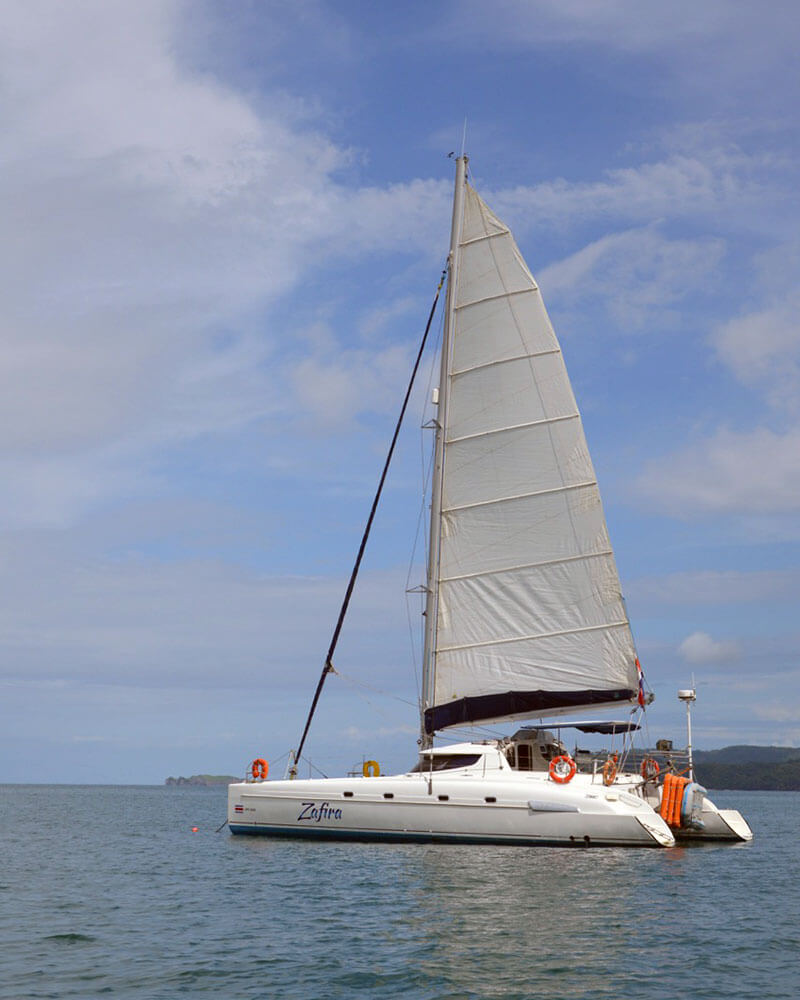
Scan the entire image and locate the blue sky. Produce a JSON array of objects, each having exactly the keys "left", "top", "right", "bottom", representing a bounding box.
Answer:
[{"left": 1, "top": 0, "right": 799, "bottom": 783}]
